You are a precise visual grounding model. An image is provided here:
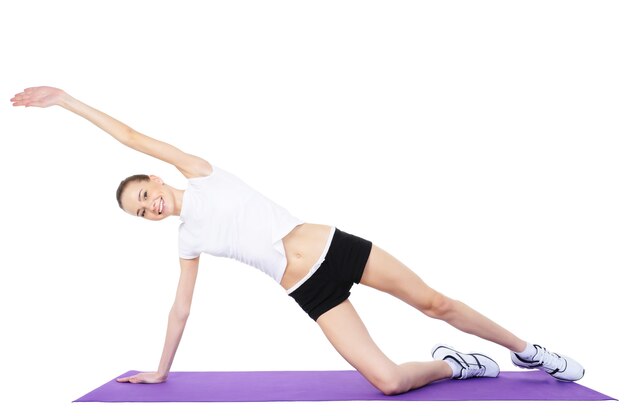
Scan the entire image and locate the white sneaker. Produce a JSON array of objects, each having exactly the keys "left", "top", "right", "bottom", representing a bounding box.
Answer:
[
  {"left": 511, "top": 344, "right": 585, "bottom": 382},
  {"left": 432, "top": 344, "right": 500, "bottom": 379}
]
